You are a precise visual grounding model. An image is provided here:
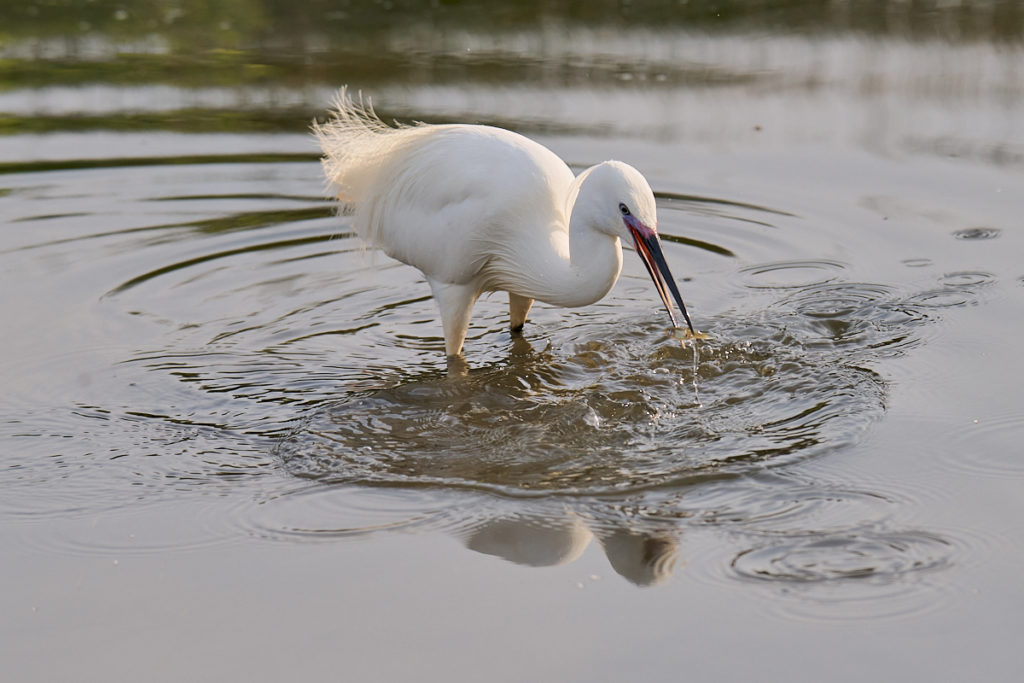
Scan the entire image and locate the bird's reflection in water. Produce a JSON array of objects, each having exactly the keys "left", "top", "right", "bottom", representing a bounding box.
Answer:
[
  {"left": 597, "top": 528, "right": 681, "bottom": 587},
  {"left": 482, "top": 337, "right": 681, "bottom": 586},
  {"left": 276, "top": 334, "right": 690, "bottom": 586},
  {"left": 461, "top": 511, "right": 681, "bottom": 587}
]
